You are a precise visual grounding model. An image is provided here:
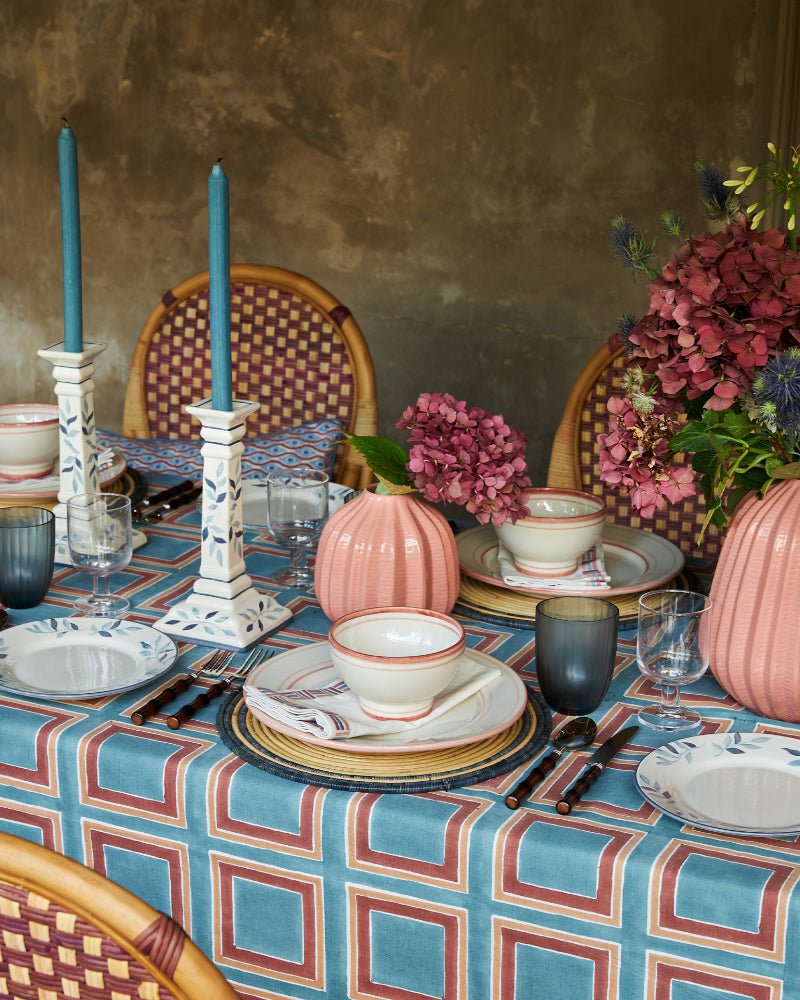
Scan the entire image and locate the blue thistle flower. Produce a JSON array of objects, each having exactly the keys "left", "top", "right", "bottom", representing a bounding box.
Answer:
[
  {"left": 752, "top": 348, "right": 800, "bottom": 433},
  {"left": 660, "top": 211, "right": 684, "bottom": 237},
  {"left": 695, "top": 160, "right": 745, "bottom": 222},
  {"left": 609, "top": 216, "right": 655, "bottom": 274},
  {"left": 616, "top": 313, "right": 638, "bottom": 347}
]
